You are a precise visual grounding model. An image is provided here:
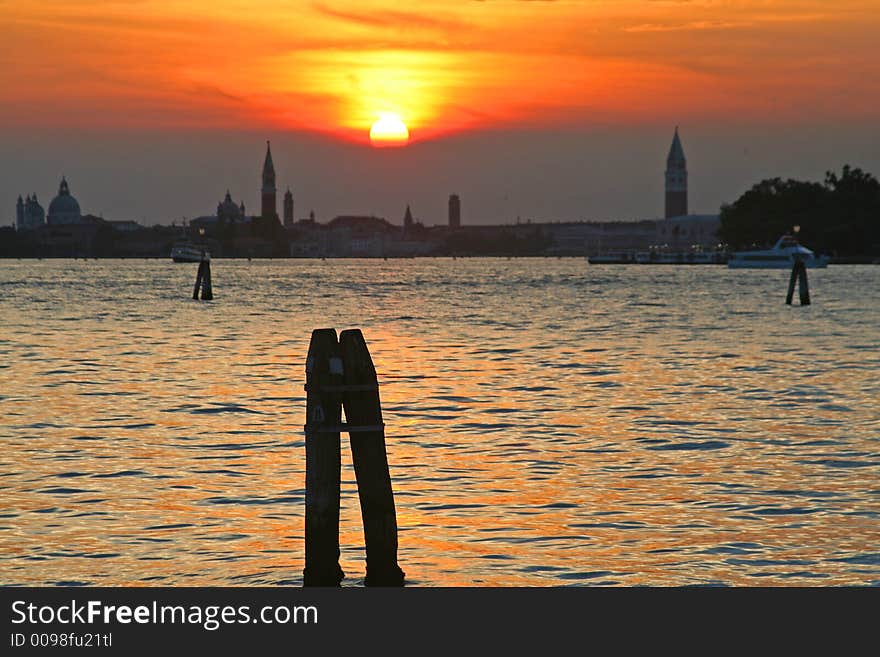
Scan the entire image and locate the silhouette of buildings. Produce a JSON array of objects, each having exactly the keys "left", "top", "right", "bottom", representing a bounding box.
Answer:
[
  {"left": 5, "top": 131, "right": 722, "bottom": 259},
  {"left": 47, "top": 177, "right": 83, "bottom": 225},
  {"left": 448, "top": 194, "right": 461, "bottom": 228},
  {"left": 16, "top": 194, "right": 45, "bottom": 231},
  {"left": 655, "top": 214, "right": 720, "bottom": 251},
  {"left": 261, "top": 141, "right": 277, "bottom": 220},
  {"left": 217, "top": 190, "right": 246, "bottom": 223},
  {"left": 283, "top": 188, "right": 294, "bottom": 227},
  {"left": 655, "top": 128, "right": 720, "bottom": 251},
  {"left": 665, "top": 127, "right": 687, "bottom": 219}
]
